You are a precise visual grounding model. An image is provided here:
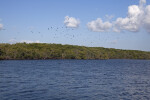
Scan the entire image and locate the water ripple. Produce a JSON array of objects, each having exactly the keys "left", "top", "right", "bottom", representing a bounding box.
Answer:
[{"left": 0, "top": 60, "right": 150, "bottom": 100}]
